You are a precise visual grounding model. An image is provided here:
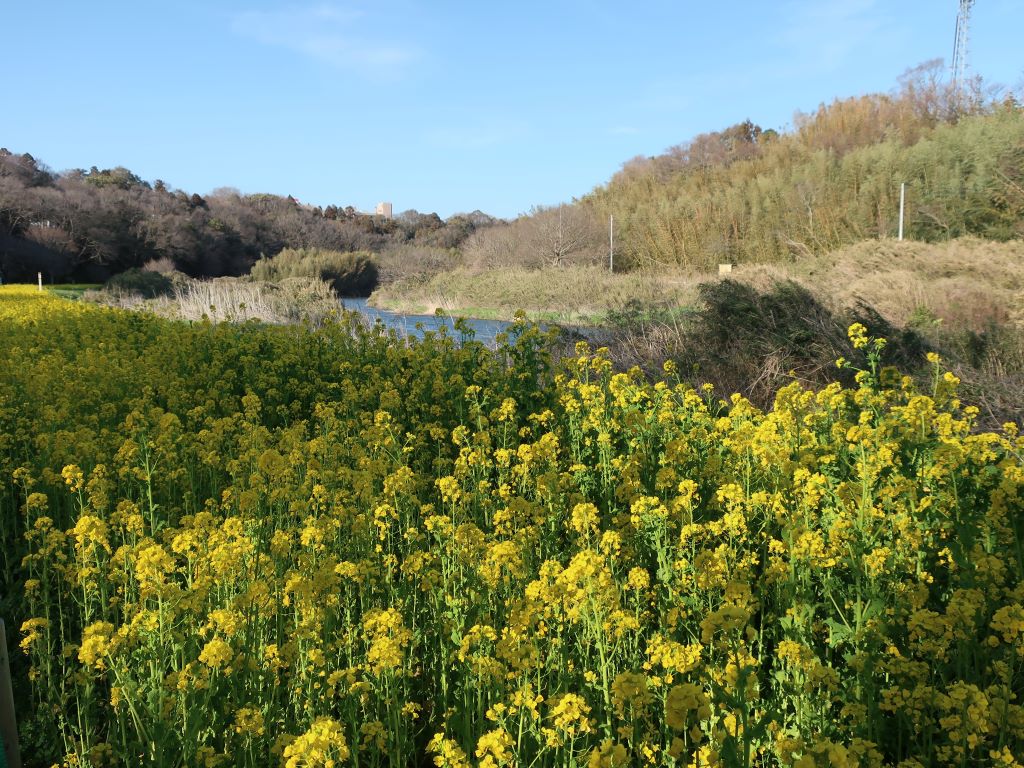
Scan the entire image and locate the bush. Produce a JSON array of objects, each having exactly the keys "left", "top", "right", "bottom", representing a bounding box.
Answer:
[
  {"left": 375, "top": 244, "right": 460, "bottom": 285},
  {"left": 595, "top": 279, "right": 931, "bottom": 407},
  {"left": 105, "top": 268, "right": 174, "bottom": 298},
  {"left": 251, "top": 248, "right": 379, "bottom": 296}
]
